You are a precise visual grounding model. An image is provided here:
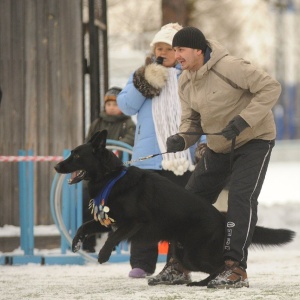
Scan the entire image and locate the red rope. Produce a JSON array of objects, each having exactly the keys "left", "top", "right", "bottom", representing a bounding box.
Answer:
[{"left": 0, "top": 156, "right": 64, "bottom": 162}]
